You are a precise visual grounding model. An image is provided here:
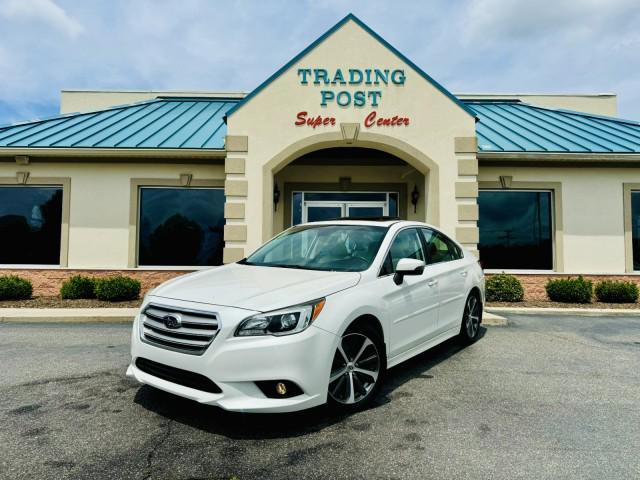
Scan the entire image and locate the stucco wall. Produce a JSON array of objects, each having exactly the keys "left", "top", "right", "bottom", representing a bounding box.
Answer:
[
  {"left": 60, "top": 90, "right": 245, "bottom": 114},
  {"left": 457, "top": 94, "right": 617, "bottom": 117},
  {"left": 226, "top": 18, "right": 477, "bottom": 259},
  {"left": 0, "top": 161, "right": 224, "bottom": 269},
  {"left": 479, "top": 165, "right": 640, "bottom": 274}
]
